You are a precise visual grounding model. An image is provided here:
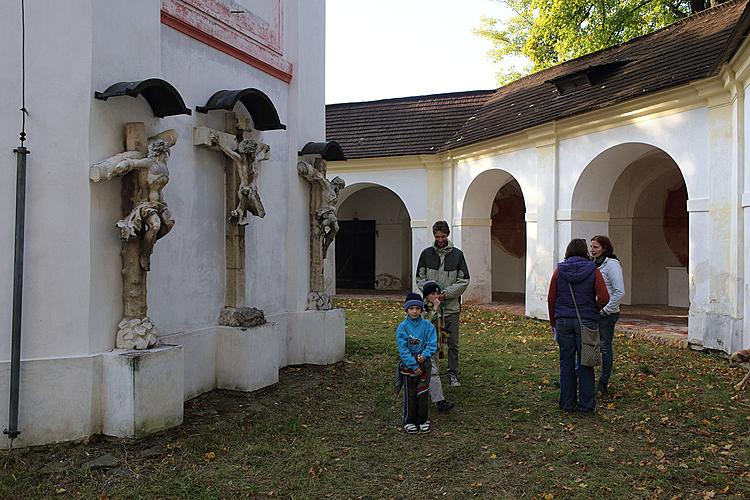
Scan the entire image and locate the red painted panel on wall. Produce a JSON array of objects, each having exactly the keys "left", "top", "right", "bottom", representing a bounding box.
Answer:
[{"left": 161, "top": 0, "right": 293, "bottom": 83}]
